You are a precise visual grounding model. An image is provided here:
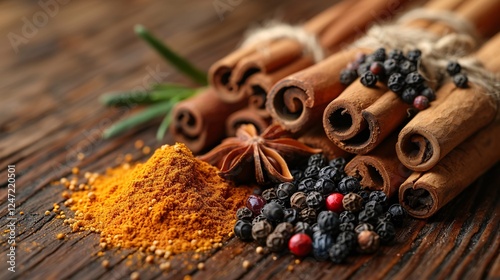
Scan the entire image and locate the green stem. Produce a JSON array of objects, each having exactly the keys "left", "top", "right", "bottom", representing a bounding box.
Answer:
[
  {"left": 135, "top": 25, "right": 208, "bottom": 85},
  {"left": 102, "top": 101, "right": 173, "bottom": 139},
  {"left": 155, "top": 100, "right": 177, "bottom": 141},
  {"left": 100, "top": 86, "right": 196, "bottom": 107}
]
